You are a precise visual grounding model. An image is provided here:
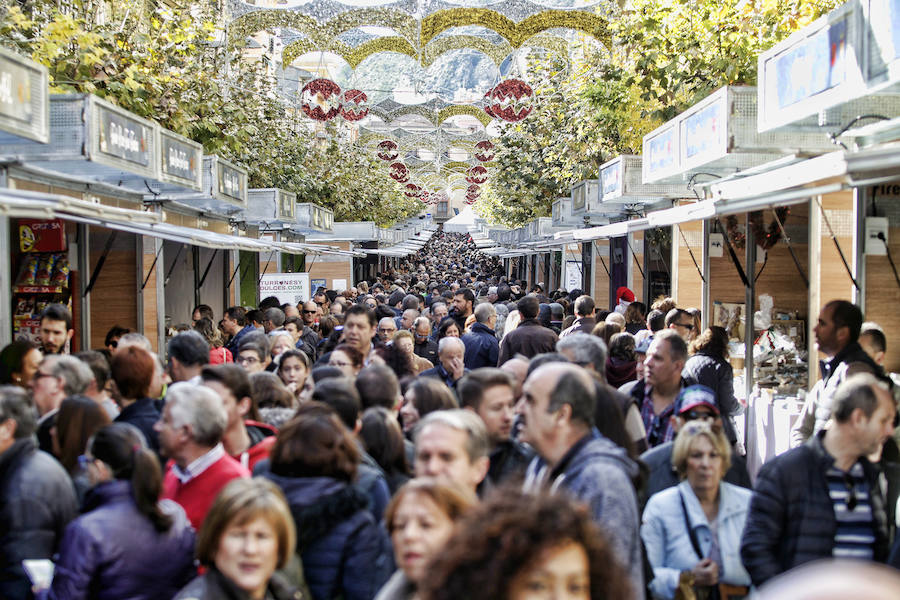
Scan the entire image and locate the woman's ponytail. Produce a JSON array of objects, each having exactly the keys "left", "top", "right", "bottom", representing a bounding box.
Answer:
[{"left": 89, "top": 423, "right": 173, "bottom": 532}]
